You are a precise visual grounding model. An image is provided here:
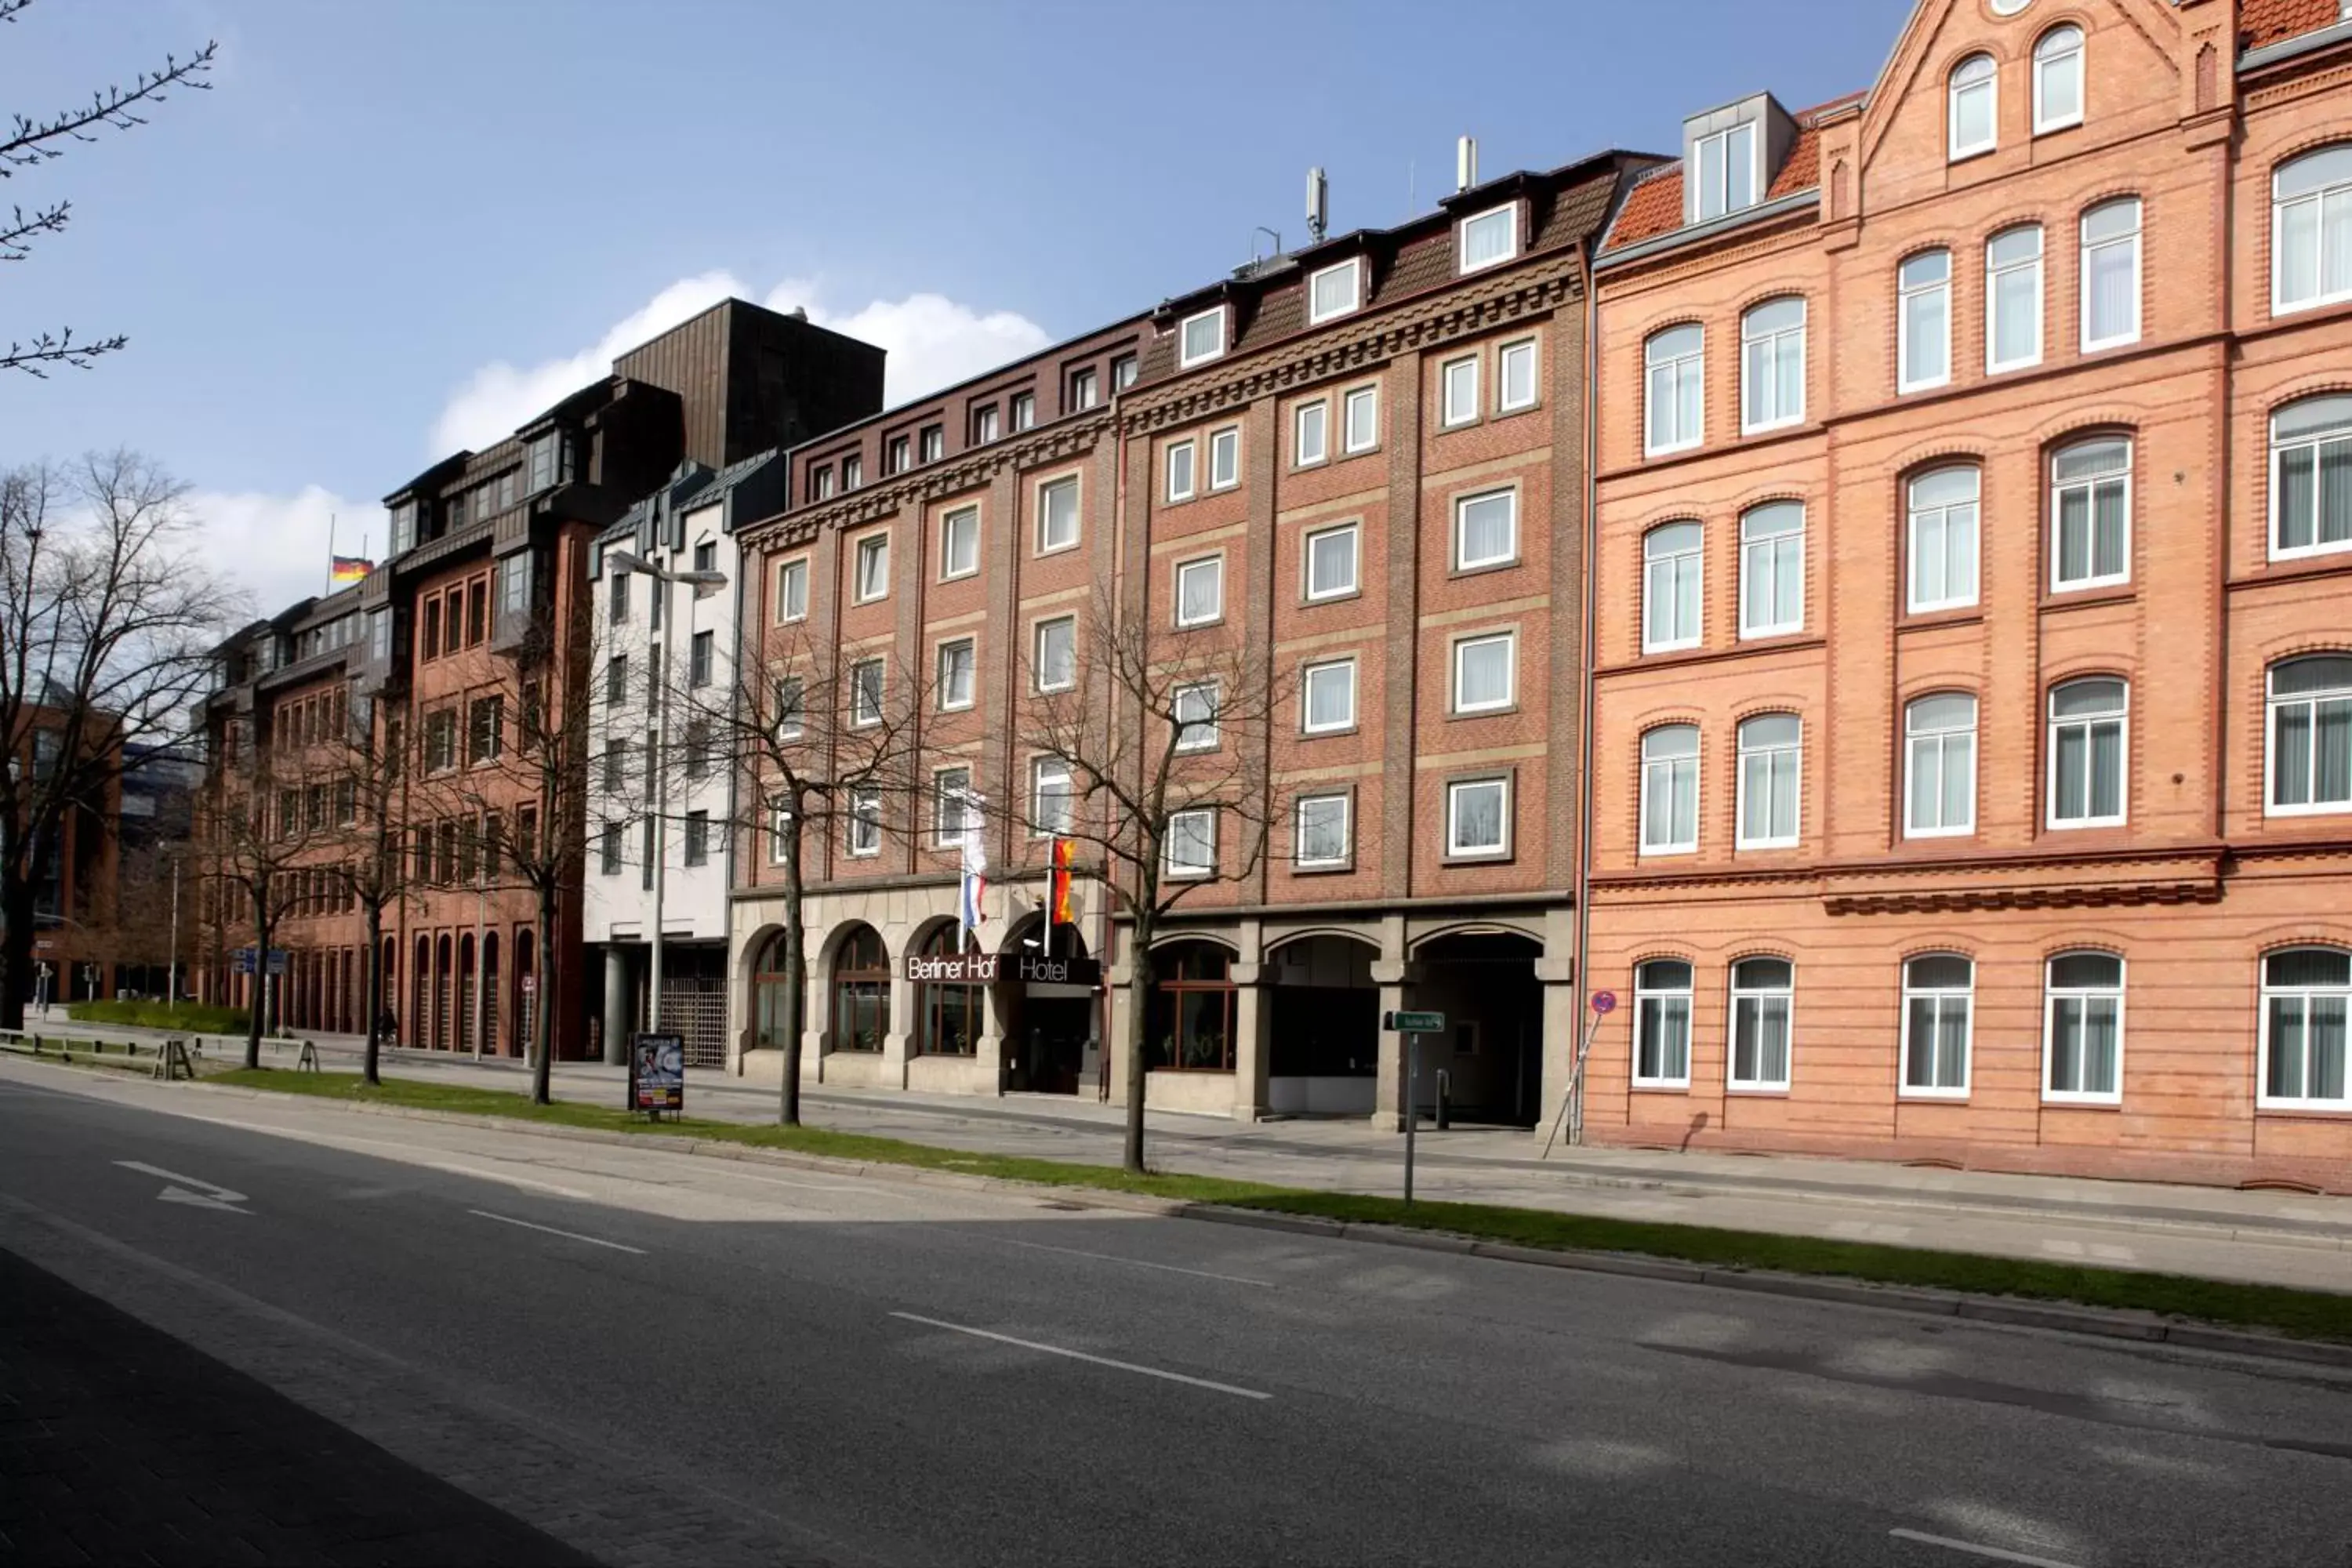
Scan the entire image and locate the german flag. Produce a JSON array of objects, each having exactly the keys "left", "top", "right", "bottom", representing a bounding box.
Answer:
[
  {"left": 1048, "top": 837, "right": 1075, "bottom": 925},
  {"left": 330, "top": 556, "right": 372, "bottom": 585}
]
